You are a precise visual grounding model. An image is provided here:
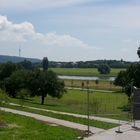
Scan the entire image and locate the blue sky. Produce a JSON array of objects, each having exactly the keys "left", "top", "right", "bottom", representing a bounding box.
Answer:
[{"left": 0, "top": 0, "right": 140, "bottom": 61}]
